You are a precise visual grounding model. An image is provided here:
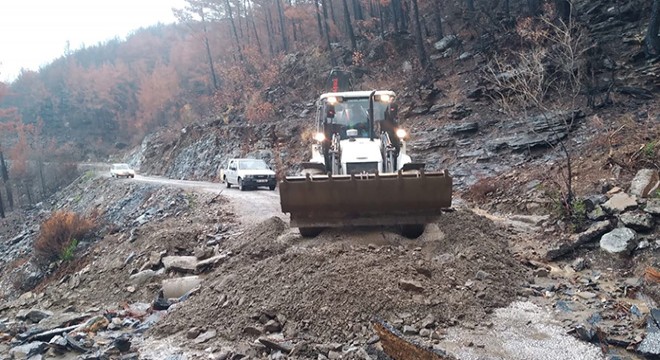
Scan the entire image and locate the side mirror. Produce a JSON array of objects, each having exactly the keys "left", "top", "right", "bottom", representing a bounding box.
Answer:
[{"left": 326, "top": 104, "right": 335, "bottom": 118}]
